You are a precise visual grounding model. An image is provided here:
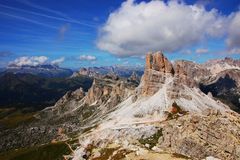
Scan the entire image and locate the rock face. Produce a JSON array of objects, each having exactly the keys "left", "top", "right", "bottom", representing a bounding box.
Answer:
[
  {"left": 51, "top": 87, "right": 86, "bottom": 115},
  {"left": 141, "top": 52, "right": 174, "bottom": 96},
  {"left": 157, "top": 111, "right": 240, "bottom": 160},
  {"left": 141, "top": 52, "right": 204, "bottom": 96},
  {"left": 174, "top": 60, "right": 211, "bottom": 85},
  {"left": 40, "top": 75, "right": 137, "bottom": 119},
  {"left": 174, "top": 62, "right": 196, "bottom": 88},
  {"left": 85, "top": 77, "right": 134, "bottom": 109},
  {"left": 145, "top": 51, "right": 174, "bottom": 73}
]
